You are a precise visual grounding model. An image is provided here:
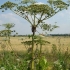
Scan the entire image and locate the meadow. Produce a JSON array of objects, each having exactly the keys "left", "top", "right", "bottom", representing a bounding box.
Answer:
[
  {"left": 0, "top": 36, "right": 70, "bottom": 52},
  {"left": 0, "top": 36, "right": 70, "bottom": 70}
]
